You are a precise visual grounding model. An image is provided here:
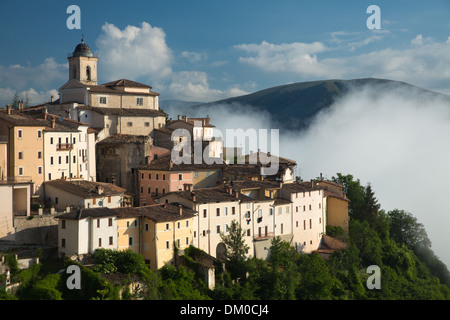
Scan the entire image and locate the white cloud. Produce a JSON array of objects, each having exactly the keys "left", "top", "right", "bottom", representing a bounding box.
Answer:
[
  {"left": 235, "top": 36, "right": 450, "bottom": 92},
  {"left": 0, "top": 57, "right": 67, "bottom": 91},
  {"left": 0, "top": 87, "right": 58, "bottom": 107},
  {"left": 181, "top": 51, "right": 207, "bottom": 63},
  {"left": 96, "top": 22, "right": 173, "bottom": 82},
  {"left": 235, "top": 41, "right": 329, "bottom": 77},
  {"left": 167, "top": 71, "right": 249, "bottom": 102}
]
